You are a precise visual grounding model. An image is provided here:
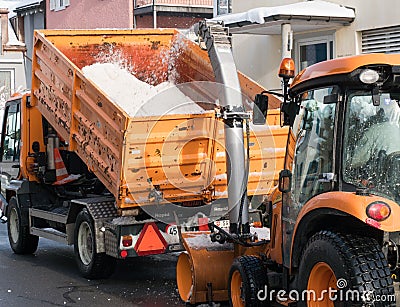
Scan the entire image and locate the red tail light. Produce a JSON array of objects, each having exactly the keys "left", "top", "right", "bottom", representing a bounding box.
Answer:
[
  {"left": 366, "top": 202, "right": 391, "bottom": 221},
  {"left": 120, "top": 250, "right": 128, "bottom": 258},
  {"left": 122, "top": 235, "right": 133, "bottom": 247}
]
